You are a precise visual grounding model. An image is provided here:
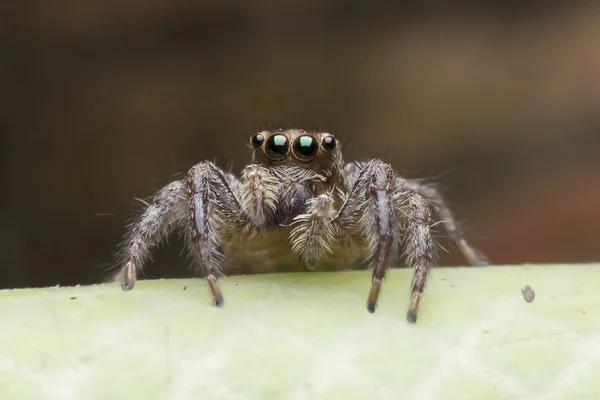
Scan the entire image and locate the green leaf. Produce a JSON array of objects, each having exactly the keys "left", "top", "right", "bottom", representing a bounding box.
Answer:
[{"left": 1, "top": 265, "right": 599, "bottom": 400}]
